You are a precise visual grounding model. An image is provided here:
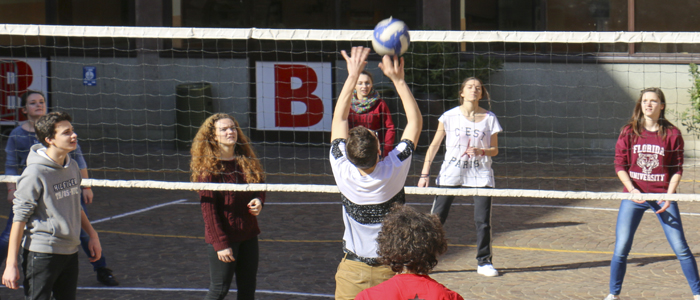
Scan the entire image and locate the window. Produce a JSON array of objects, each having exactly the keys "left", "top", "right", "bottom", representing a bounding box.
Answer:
[
  {"left": 178, "top": 0, "right": 417, "bottom": 30},
  {"left": 635, "top": 0, "right": 700, "bottom": 53},
  {"left": 0, "top": 0, "right": 46, "bottom": 46},
  {"left": 0, "top": 0, "right": 133, "bottom": 50}
]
